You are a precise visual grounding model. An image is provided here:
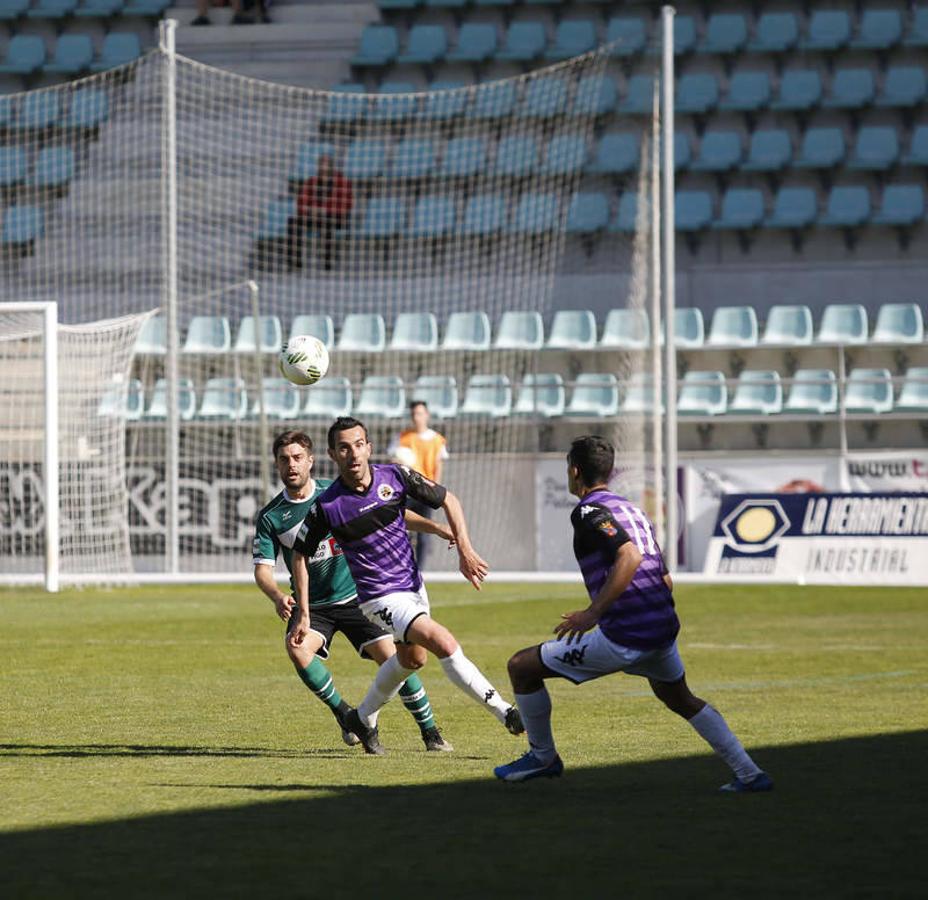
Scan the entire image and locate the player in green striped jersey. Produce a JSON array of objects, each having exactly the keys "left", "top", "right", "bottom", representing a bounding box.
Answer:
[{"left": 254, "top": 429, "right": 453, "bottom": 751}]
